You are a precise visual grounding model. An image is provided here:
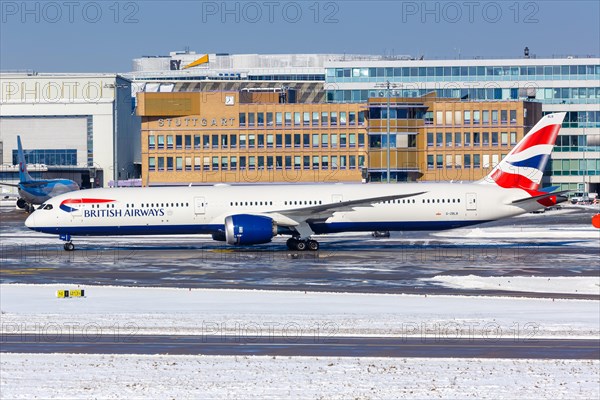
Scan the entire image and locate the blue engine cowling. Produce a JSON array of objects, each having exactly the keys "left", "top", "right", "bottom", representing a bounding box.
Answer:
[{"left": 224, "top": 214, "right": 276, "bottom": 245}]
